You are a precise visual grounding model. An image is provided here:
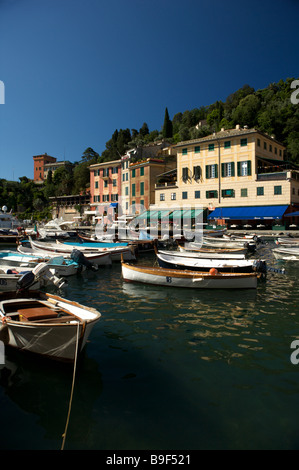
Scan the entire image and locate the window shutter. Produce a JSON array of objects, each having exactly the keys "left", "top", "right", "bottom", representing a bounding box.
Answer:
[
  {"left": 231, "top": 162, "right": 235, "bottom": 177},
  {"left": 247, "top": 160, "right": 252, "bottom": 176},
  {"left": 237, "top": 162, "right": 241, "bottom": 177}
]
